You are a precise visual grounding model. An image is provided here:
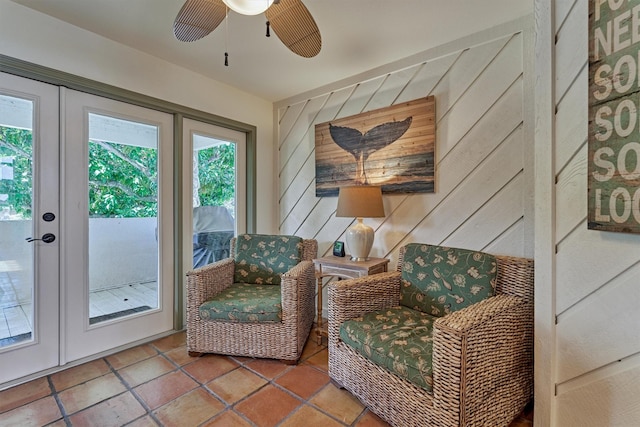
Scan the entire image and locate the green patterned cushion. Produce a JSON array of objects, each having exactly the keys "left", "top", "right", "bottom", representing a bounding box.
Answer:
[
  {"left": 233, "top": 234, "right": 303, "bottom": 285},
  {"left": 199, "top": 283, "right": 282, "bottom": 323},
  {"left": 340, "top": 306, "right": 435, "bottom": 392},
  {"left": 400, "top": 244, "right": 497, "bottom": 317}
]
